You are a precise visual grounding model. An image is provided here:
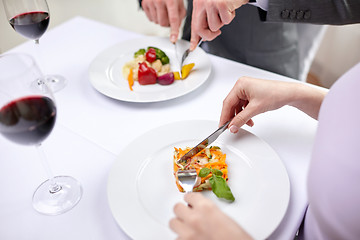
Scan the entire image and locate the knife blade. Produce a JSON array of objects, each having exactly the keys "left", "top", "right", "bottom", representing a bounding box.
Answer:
[{"left": 177, "top": 120, "right": 231, "bottom": 165}]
